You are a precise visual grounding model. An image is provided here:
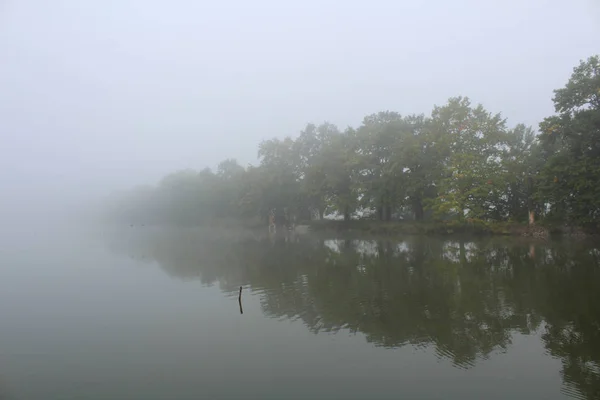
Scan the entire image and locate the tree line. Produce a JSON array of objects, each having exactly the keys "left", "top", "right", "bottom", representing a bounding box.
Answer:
[{"left": 105, "top": 55, "right": 600, "bottom": 230}]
